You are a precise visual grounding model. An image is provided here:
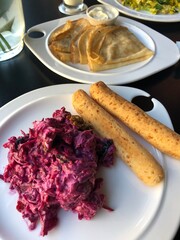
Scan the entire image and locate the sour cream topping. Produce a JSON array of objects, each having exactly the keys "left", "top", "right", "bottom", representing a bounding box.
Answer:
[{"left": 88, "top": 7, "right": 114, "bottom": 20}]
